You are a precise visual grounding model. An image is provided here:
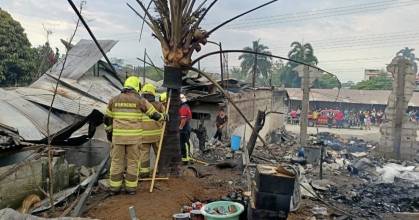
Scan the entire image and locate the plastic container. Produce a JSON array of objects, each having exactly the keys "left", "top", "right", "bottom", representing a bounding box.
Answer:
[
  {"left": 200, "top": 201, "right": 244, "bottom": 220},
  {"left": 230, "top": 135, "right": 241, "bottom": 151}
]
